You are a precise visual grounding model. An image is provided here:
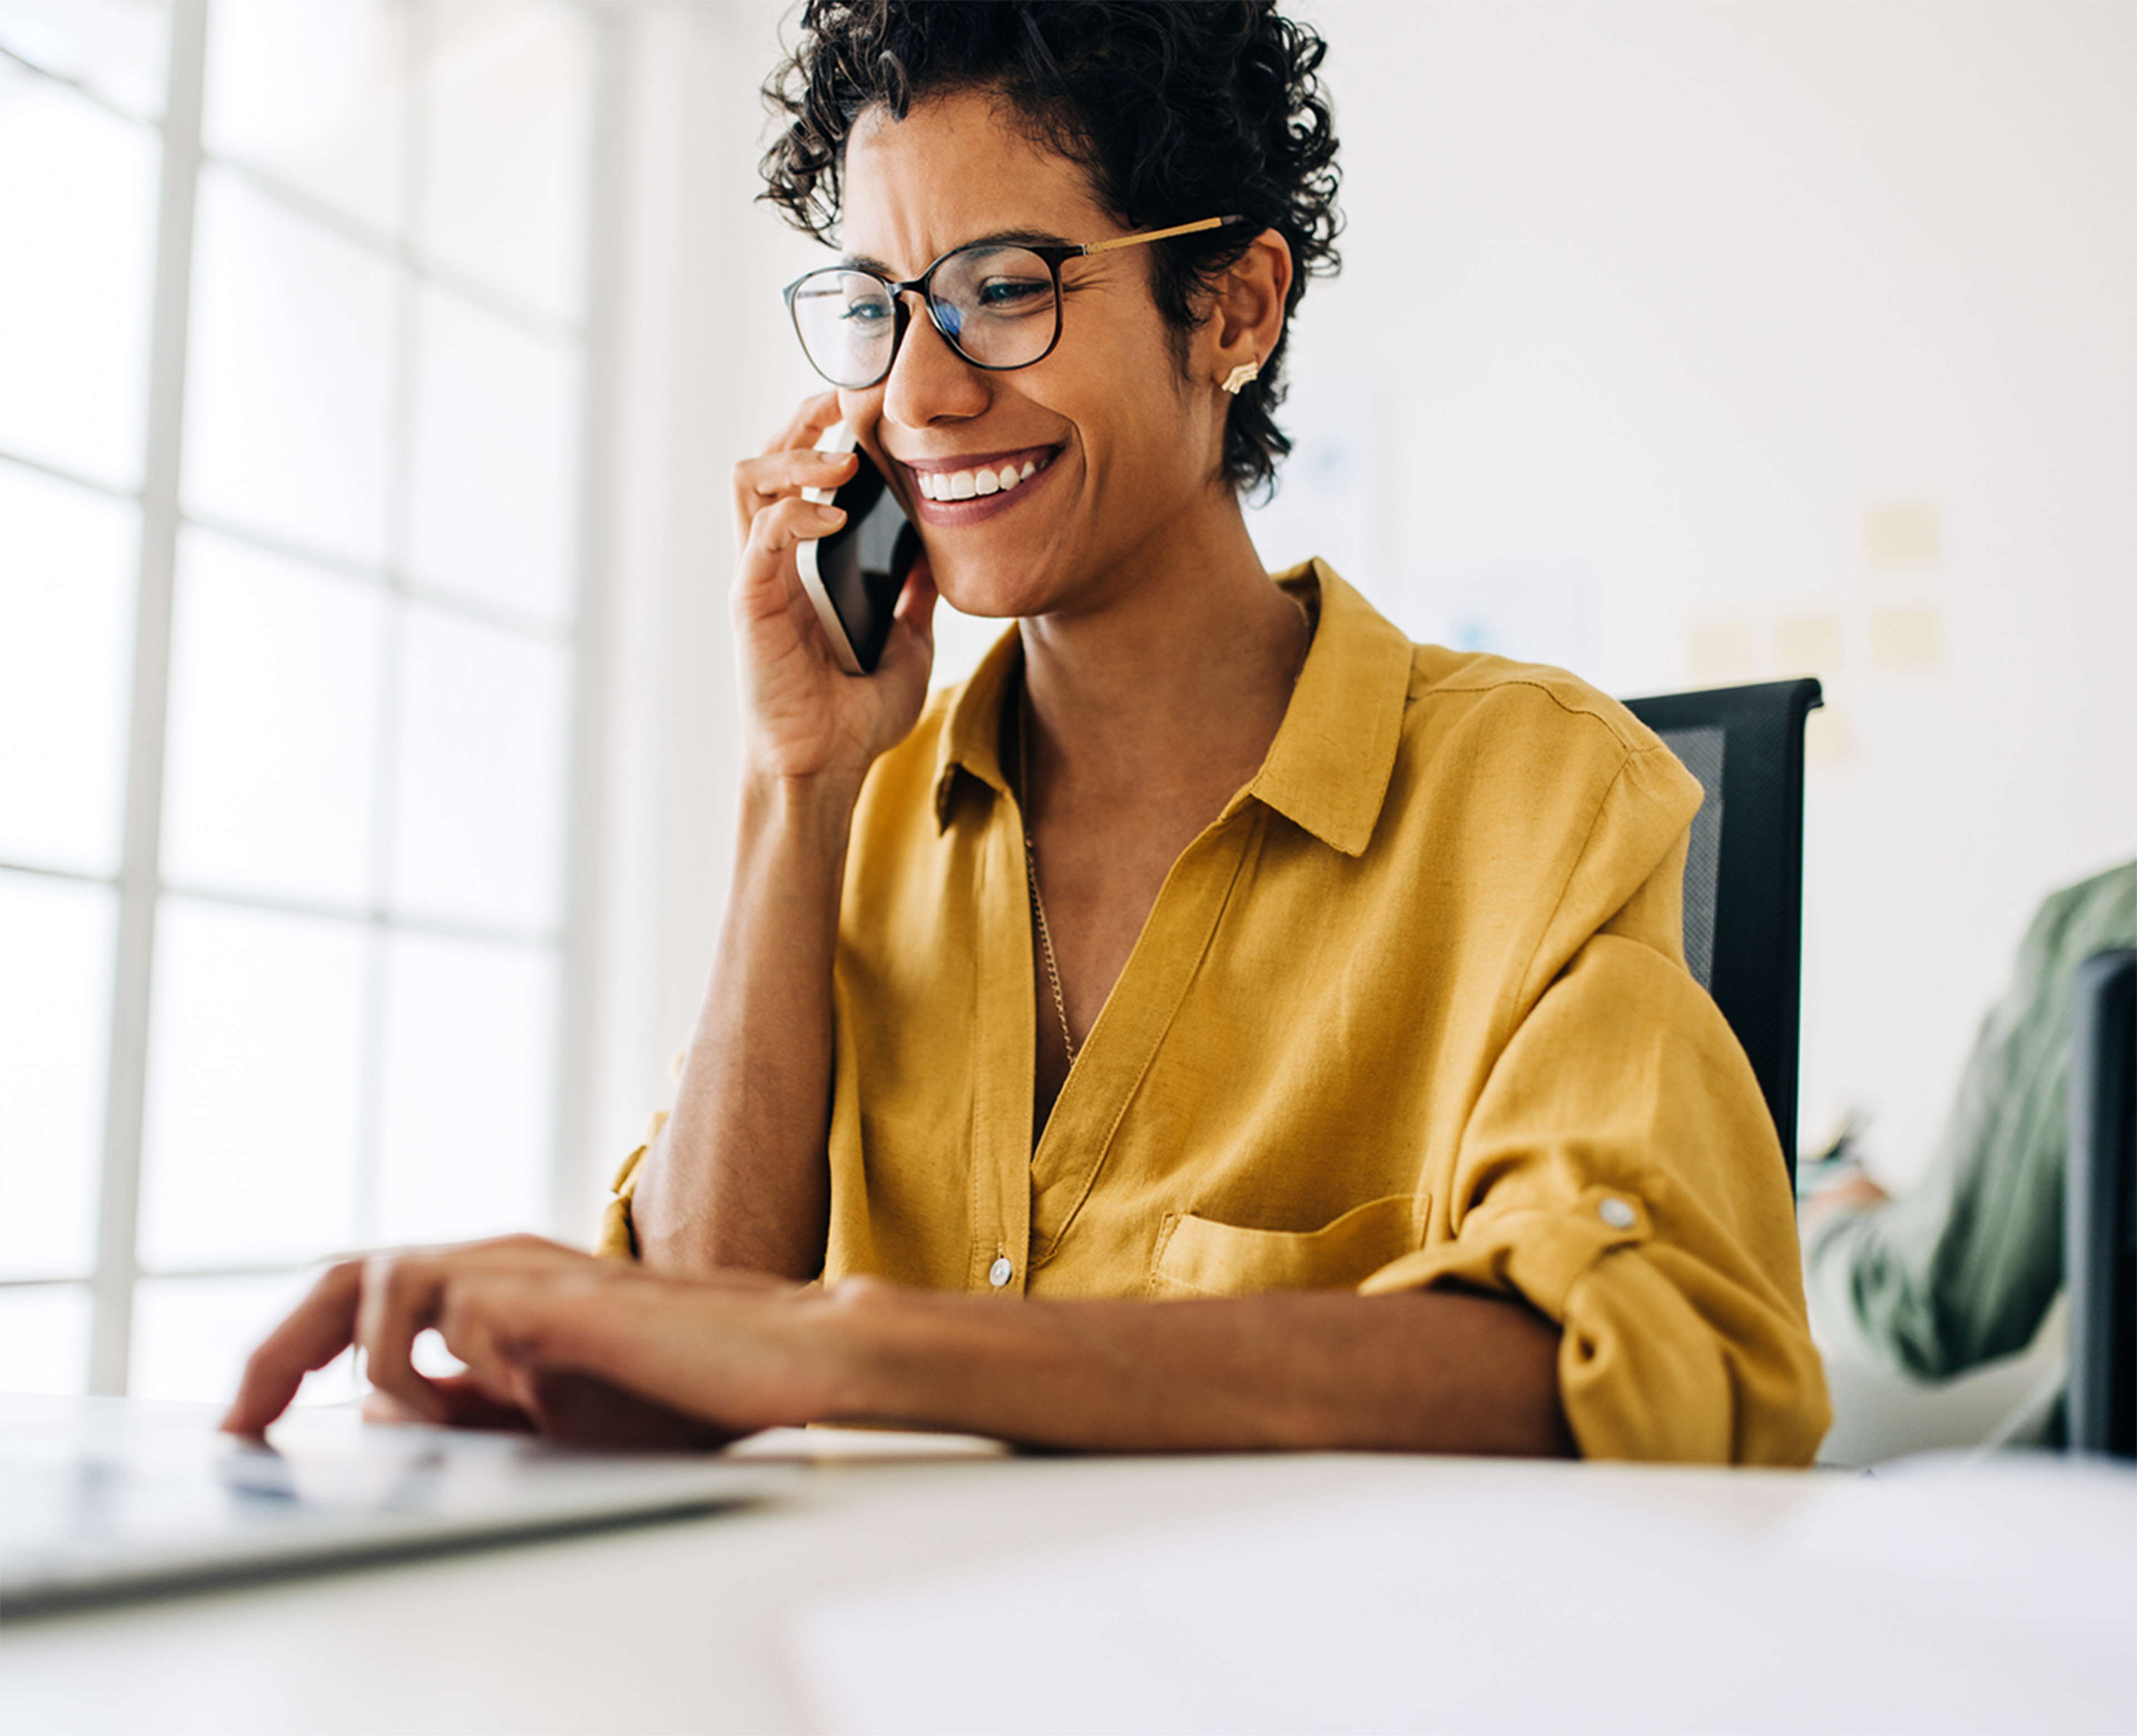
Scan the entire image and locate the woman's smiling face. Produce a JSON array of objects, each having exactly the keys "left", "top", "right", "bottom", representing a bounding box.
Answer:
[{"left": 835, "top": 87, "right": 1234, "bottom": 622}]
